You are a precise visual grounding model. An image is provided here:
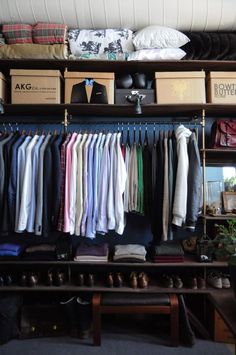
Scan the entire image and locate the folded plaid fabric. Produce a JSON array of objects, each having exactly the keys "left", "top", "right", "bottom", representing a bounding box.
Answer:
[
  {"left": 33, "top": 23, "right": 67, "bottom": 44},
  {"left": 2, "top": 24, "right": 33, "bottom": 44}
]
